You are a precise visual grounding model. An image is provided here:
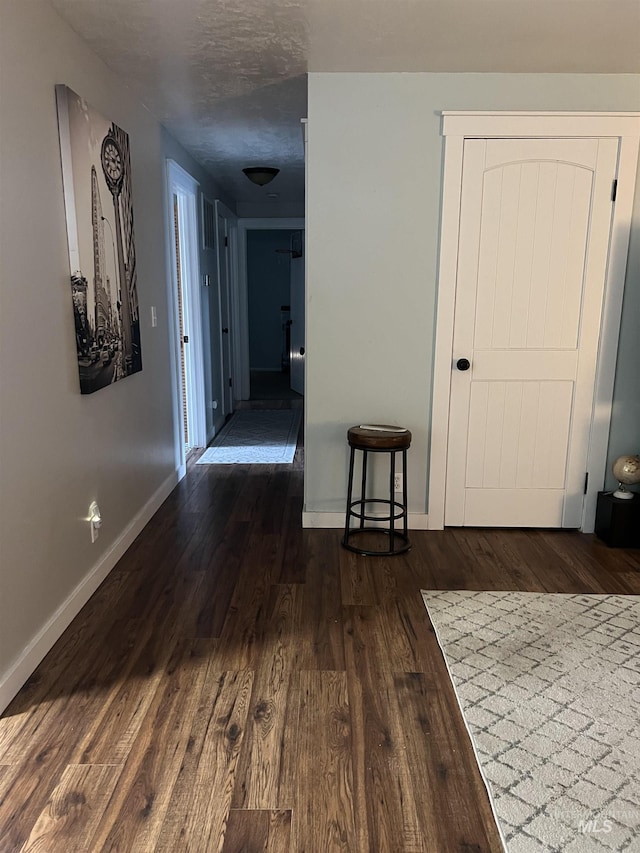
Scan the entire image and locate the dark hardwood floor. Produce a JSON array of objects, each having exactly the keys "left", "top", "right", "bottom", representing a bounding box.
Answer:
[{"left": 1, "top": 413, "right": 639, "bottom": 852}]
